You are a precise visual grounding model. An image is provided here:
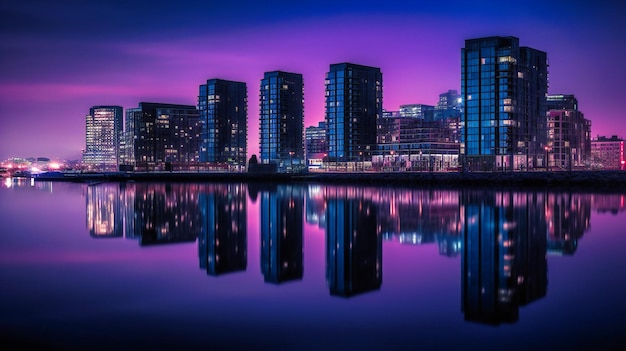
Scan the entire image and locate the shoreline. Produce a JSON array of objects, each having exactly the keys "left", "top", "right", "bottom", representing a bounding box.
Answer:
[{"left": 30, "top": 170, "right": 626, "bottom": 191}]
